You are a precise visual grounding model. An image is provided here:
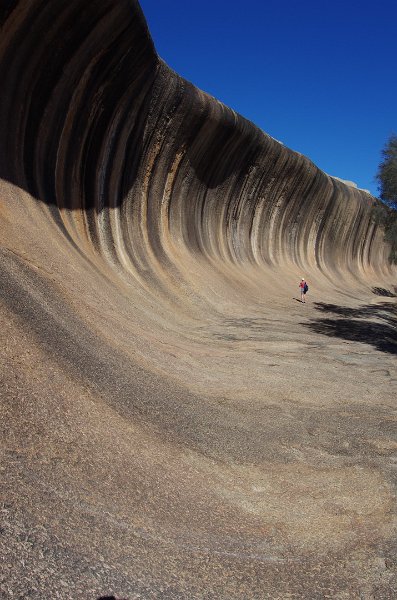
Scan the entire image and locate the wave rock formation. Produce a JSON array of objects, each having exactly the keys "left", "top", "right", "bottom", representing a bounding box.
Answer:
[{"left": 1, "top": 1, "right": 396, "bottom": 598}]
